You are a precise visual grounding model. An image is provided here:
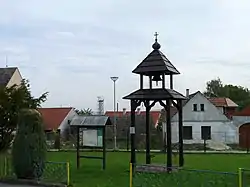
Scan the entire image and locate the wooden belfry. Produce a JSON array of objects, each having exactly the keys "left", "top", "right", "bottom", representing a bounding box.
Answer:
[{"left": 123, "top": 32, "right": 186, "bottom": 171}]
